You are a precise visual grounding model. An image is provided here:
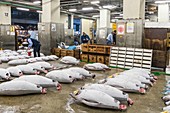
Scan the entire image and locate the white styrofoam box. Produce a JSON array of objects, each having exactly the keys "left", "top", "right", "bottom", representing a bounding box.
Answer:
[
  {"left": 110, "top": 61, "right": 117, "bottom": 64},
  {"left": 126, "top": 59, "right": 133, "bottom": 62},
  {"left": 125, "top": 62, "right": 133, "bottom": 66},
  {"left": 126, "top": 51, "right": 134, "bottom": 55},
  {"left": 118, "top": 58, "right": 125, "bottom": 61},
  {"left": 126, "top": 55, "right": 133, "bottom": 59},
  {"left": 110, "top": 57, "right": 117, "bottom": 60},
  {"left": 118, "top": 54, "right": 125, "bottom": 58},
  {"left": 166, "top": 66, "right": 170, "bottom": 74},
  {"left": 134, "top": 52, "right": 143, "bottom": 56},
  {"left": 143, "top": 61, "right": 151, "bottom": 65},
  {"left": 119, "top": 51, "right": 126, "bottom": 54},
  {"left": 143, "top": 57, "right": 152, "bottom": 60},
  {"left": 143, "top": 53, "right": 152, "bottom": 56},
  {"left": 118, "top": 62, "right": 124, "bottom": 65},
  {"left": 109, "top": 47, "right": 152, "bottom": 71},
  {"left": 134, "top": 56, "right": 143, "bottom": 59},
  {"left": 117, "top": 65, "right": 124, "bottom": 68},
  {"left": 135, "top": 48, "right": 143, "bottom": 52}
]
